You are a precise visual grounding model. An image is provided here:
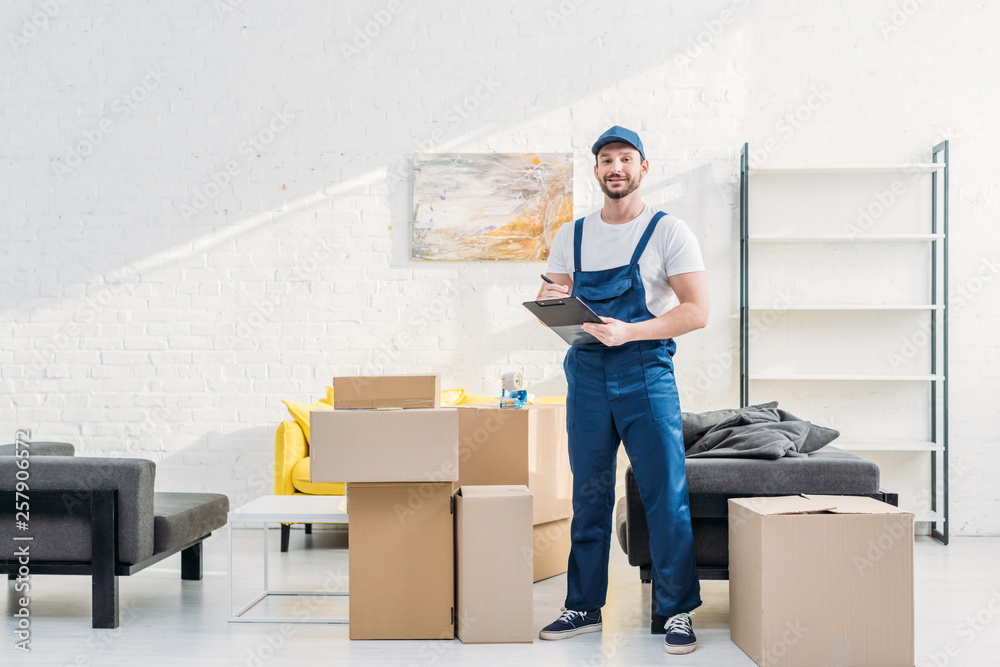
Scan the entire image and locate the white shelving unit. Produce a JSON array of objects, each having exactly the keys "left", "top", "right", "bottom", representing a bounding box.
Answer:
[{"left": 739, "top": 142, "right": 950, "bottom": 543}]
